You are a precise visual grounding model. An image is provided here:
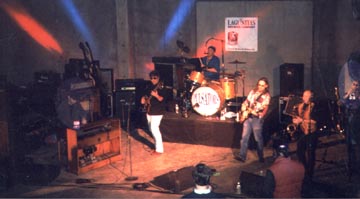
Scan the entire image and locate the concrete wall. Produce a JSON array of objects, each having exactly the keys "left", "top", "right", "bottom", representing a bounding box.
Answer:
[
  {"left": 0, "top": 0, "right": 119, "bottom": 85},
  {"left": 0, "top": 0, "right": 360, "bottom": 98},
  {"left": 197, "top": 1, "right": 313, "bottom": 96},
  {"left": 312, "top": 0, "right": 360, "bottom": 98}
]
